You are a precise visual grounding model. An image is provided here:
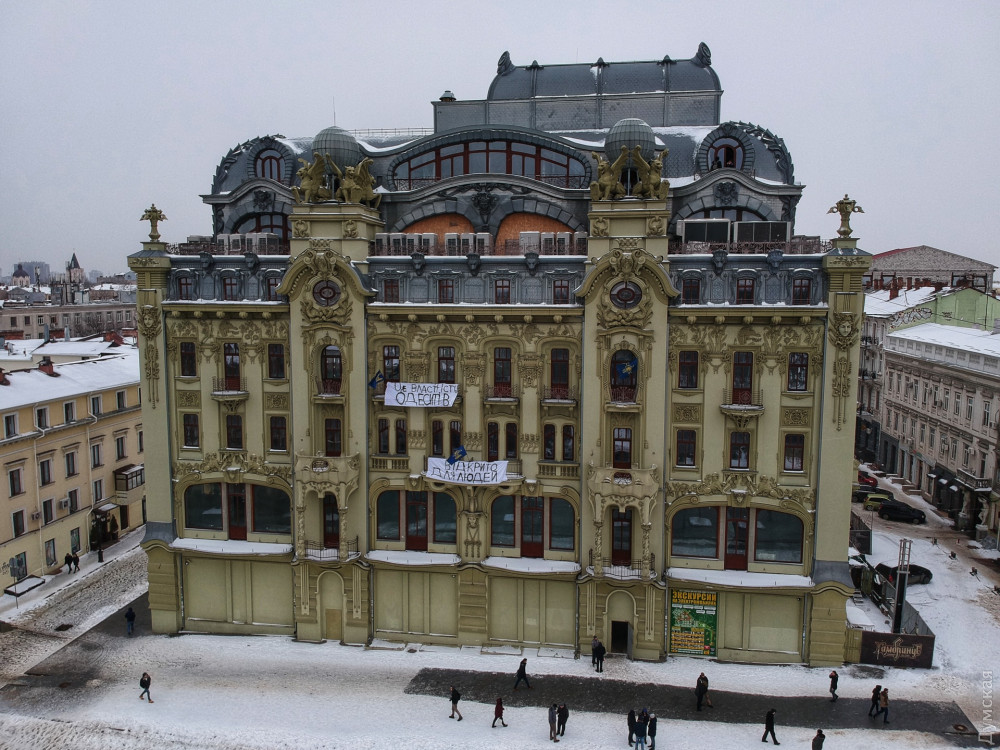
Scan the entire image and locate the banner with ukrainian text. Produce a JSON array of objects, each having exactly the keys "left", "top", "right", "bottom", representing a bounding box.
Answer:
[
  {"left": 384, "top": 382, "right": 459, "bottom": 408},
  {"left": 669, "top": 590, "right": 717, "bottom": 656},
  {"left": 426, "top": 458, "right": 508, "bottom": 485}
]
